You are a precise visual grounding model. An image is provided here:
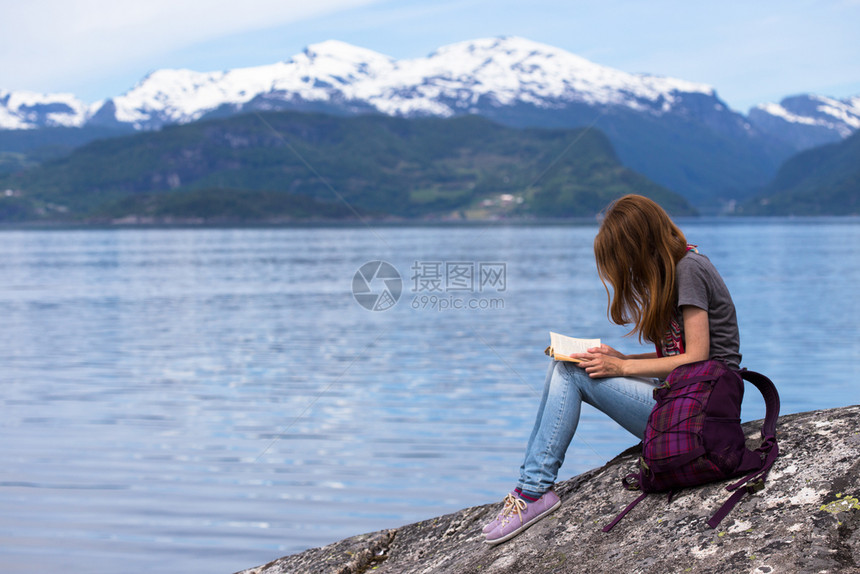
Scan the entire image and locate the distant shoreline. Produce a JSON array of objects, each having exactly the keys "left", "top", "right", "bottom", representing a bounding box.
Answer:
[{"left": 1, "top": 213, "right": 858, "bottom": 231}]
